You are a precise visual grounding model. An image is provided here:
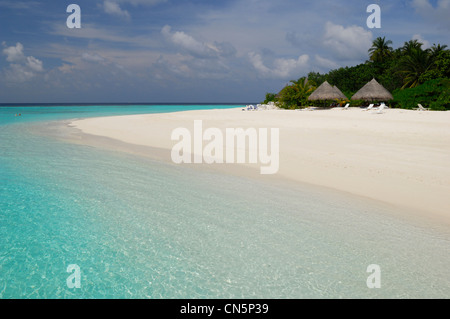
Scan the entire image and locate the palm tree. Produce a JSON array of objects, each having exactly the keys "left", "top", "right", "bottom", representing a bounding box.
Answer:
[
  {"left": 430, "top": 43, "right": 448, "bottom": 58},
  {"left": 368, "top": 37, "right": 393, "bottom": 63},
  {"left": 291, "top": 77, "right": 316, "bottom": 105},
  {"left": 279, "top": 77, "right": 316, "bottom": 108},
  {"left": 397, "top": 48, "right": 435, "bottom": 88},
  {"left": 401, "top": 40, "right": 423, "bottom": 55}
]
